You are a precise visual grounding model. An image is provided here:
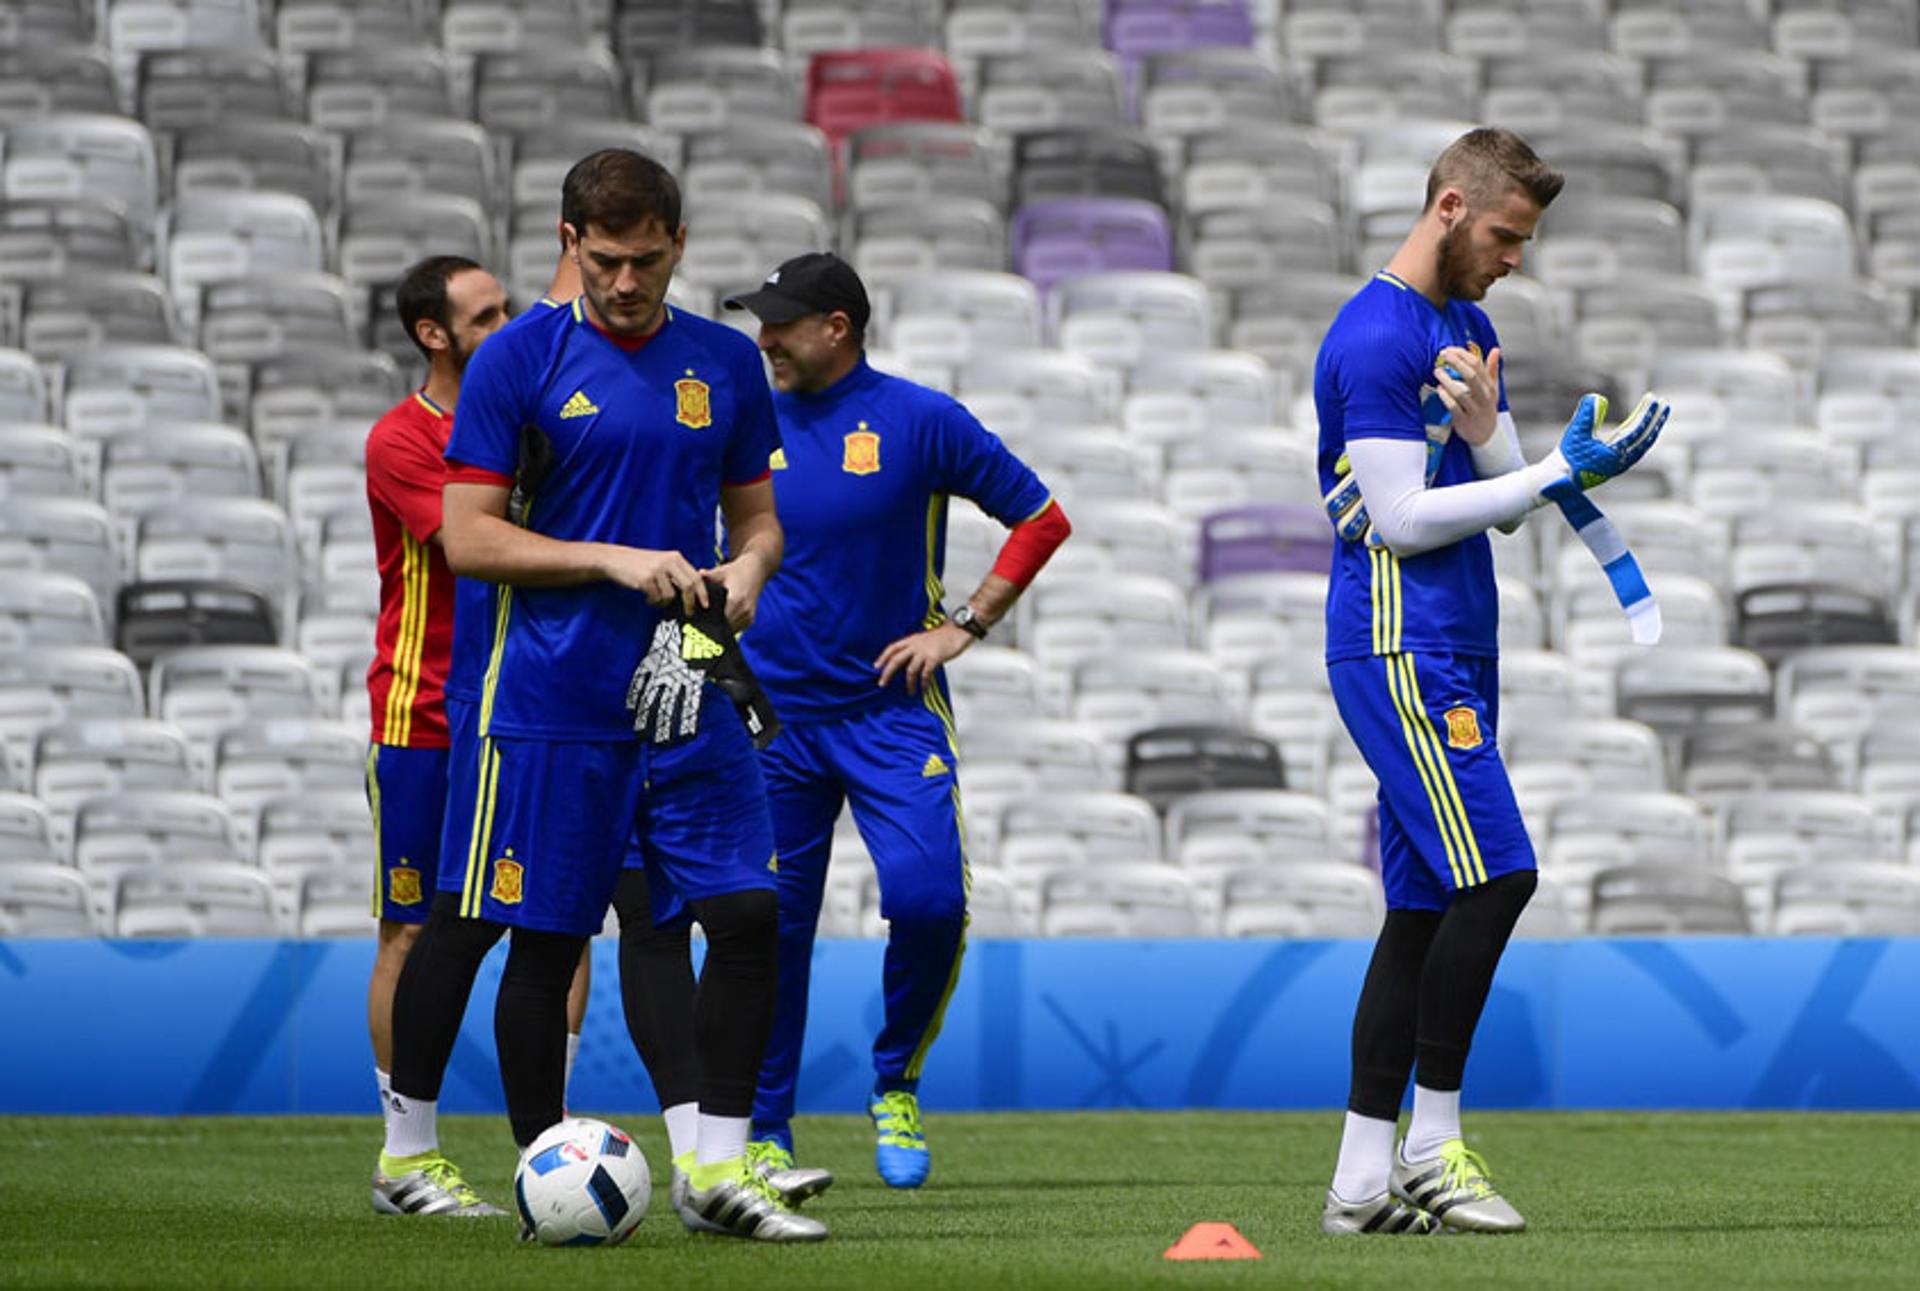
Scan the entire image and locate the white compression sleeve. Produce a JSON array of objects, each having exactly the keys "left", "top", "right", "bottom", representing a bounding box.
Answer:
[
  {"left": 1345, "top": 435, "right": 1559, "bottom": 558},
  {"left": 1470, "top": 412, "right": 1530, "bottom": 535}
]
